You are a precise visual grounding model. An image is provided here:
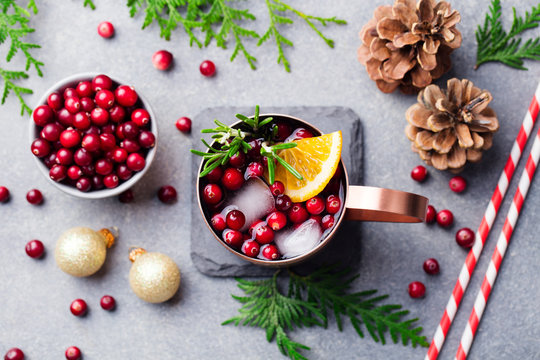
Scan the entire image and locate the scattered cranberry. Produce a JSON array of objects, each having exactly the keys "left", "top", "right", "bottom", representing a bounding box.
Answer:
[
  {"left": 103, "top": 173, "right": 119, "bottom": 188},
  {"left": 449, "top": 176, "right": 467, "bottom": 193},
  {"left": 158, "top": 185, "right": 177, "bottom": 204},
  {"left": 321, "top": 214, "right": 335, "bottom": 230},
  {"left": 436, "top": 209, "right": 454, "bottom": 227},
  {"left": 266, "top": 211, "right": 287, "bottom": 231},
  {"left": 31, "top": 138, "right": 51, "bottom": 158},
  {"left": 199, "top": 60, "right": 216, "bottom": 77},
  {"left": 175, "top": 117, "right": 192, "bottom": 133},
  {"left": 152, "top": 50, "right": 173, "bottom": 71},
  {"left": 60, "top": 129, "right": 81, "bottom": 148},
  {"left": 4, "top": 348, "right": 24, "bottom": 360},
  {"left": 223, "top": 229, "right": 243, "bottom": 249},
  {"left": 306, "top": 196, "right": 325, "bottom": 215},
  {"left": 246, "top": 162, "right": 264, "bottom": 178},
  {"left": 275, "top": 194, "right": 292, "bottom": 211},
  {"left": 100, "top": 295, "right": 116, "bottom": 310},
  {"left": 205, "top": 167, "right": 223, "bottom": 183},
  {"left": 26, "top": 189, "right": 43, "bottom": 205},
  {"left": 288, "top": 203, "right": 309, "bottom": 224},
  {"left": 48, "top": 91, "right": 63, "bottom": 110},
  {"left": 203, "top": 184, "right": 222, "bottom": 205},
  {"left": 270, "top": 181, "right": 285, "bottom": 196},
  {"left": 77, "top": 177, "right": 92, "bottom": 192},
  {"left": 0, "top": 186, "right": 10, "bottom": 202},
  {"left": 456, "top": 227, "right": 475, "bottom": 248},
  {"left": 92, "top": 74, "right": 113, "bottom": 92},
  {"left": 425, "top": 205, "right": 436, "bottom": 224},
  {"left": 241, "top": 239, "right": 260, "bottom": 257},
  {"left": 40, "top": 123, "right": 62, "bottom": 142},
  {"left": 65, "top": 346, "right": 81, "bottom": 360},
  {"left": 423, "top": 258, "right": 440, "bottom": 275},
  {"left": 97, "top": 21, "right": 115, "bottom": 38},
  {"left": 33, "top": 105, "right": 54, "bottom": 126},
  {"left": 211, "top": 213, "right": 226, "bottom": 231},
  {"left": 229, "top": 151, "right": 246, "bottom": 168},
  {"left": 326, "top": 195, "right": 341, "bottom": 214},
  {"left": 262, "top": 244, "right": 280, "bottom": 260},
  {"left": 25, "top": 239, "right": 44, "bottom": 258},
  {"left": 49, "top": 164, "right": 67, "bottom": 182},
  {"left": 70, "top": 299, "right": 87, "bottom": 316},
  {"left": 126, "top": 153, "right": 146, "bottom": 171},
  {"left": 411, "top": 165, "right": 428, "bottom": 182},
  {"left": 226, "top": 209, "right": 245, "bottom": 230},
  {"left": 118, "top": 189, "right": 134, "bottom": 203},
  {"left": 115, "top": 85, "right": 138, "bottom": 107},
  {"left": 222, "top": 168, "right": 244, "bottom": 191},
  {"left": 408, "top": 281, "right": 426, "bottom": 298},
  {"left": 255, "top": 225, "right": 274, "bottom": 244}
]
